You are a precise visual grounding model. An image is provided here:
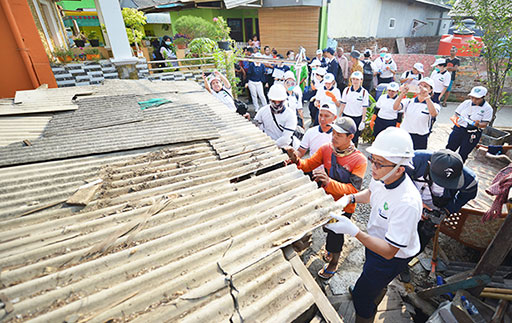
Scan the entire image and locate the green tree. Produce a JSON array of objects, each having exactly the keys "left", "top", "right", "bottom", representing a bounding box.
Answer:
[
  {"left": 173, "top": 16, "right": 217, "bottom": 40},
  {"left": 122, "top": 8, "right": 147, "bottom": 45},
  {"left": 453, "top": 0, "right": 512, "bottom": 125}
]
